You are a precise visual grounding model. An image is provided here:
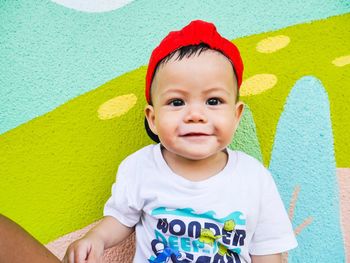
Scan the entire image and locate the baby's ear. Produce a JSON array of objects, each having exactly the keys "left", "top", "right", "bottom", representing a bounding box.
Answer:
[
  {"left": 236, "top": 101, "right": 244, "bottom": 116},
  {"left": 144, "top": 105, "right": 158, "bottom": 135},
  {"left": 234, "top": 101, "right": 244, "bottom": 127}
]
